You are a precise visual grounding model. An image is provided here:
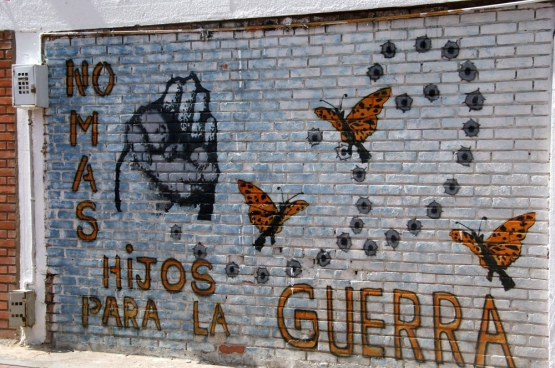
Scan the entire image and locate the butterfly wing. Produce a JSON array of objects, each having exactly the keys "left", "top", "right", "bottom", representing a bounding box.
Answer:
[
  {"left": 238, "top": 180, "right": 278, "bottom": 233},
  {"left": 272, "top": 200, "right": 309, "bottom": 235},
  {"left": 484, "top": 212, "right": 536, "bottom": 268},
  {"left": 345, "top": 87, "right": 391, "bottom": 142},
  {"left": 314, "top": 107, "right": 350, "bottom": 142},
  {"left": 449, "top": 230, "right": 488, "bottom": 268}
]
